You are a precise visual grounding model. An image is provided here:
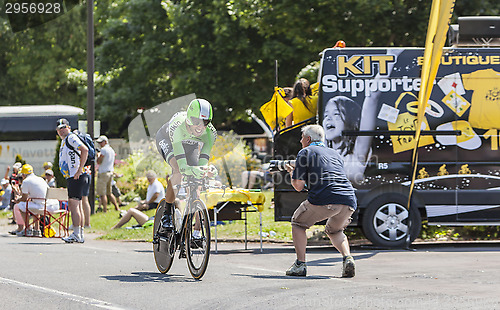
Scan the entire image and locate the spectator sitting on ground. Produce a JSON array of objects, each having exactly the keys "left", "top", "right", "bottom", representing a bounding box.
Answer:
[
  {"left": 13, "top": 164, "right": 59, "bottom": 237},
  {"left": 43, "top": 161, "right": 53, "bottom": 171},
  {"left": 134, "top": 170, "right": 165, "bottom": 212},
  {"left": 112, "top": 208, "right": 154, "bottom": 229},
  {"left": 0, "top": 178, "right": 12, "bottom": 211},
  {"left": 8, "top": 182, "right": 24, "bottom": 234},
  {"left": 4, "top": 162, "right": 23, "bottom": 186},
  {"left": 42, "top": 162, "right": 53, "bottom": 182},
  {"left": 241, "top": 170, "right": 264, "bottom": 189},
  {"left": 45, "top": 169, "right": 56, "bottom": 188}
]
